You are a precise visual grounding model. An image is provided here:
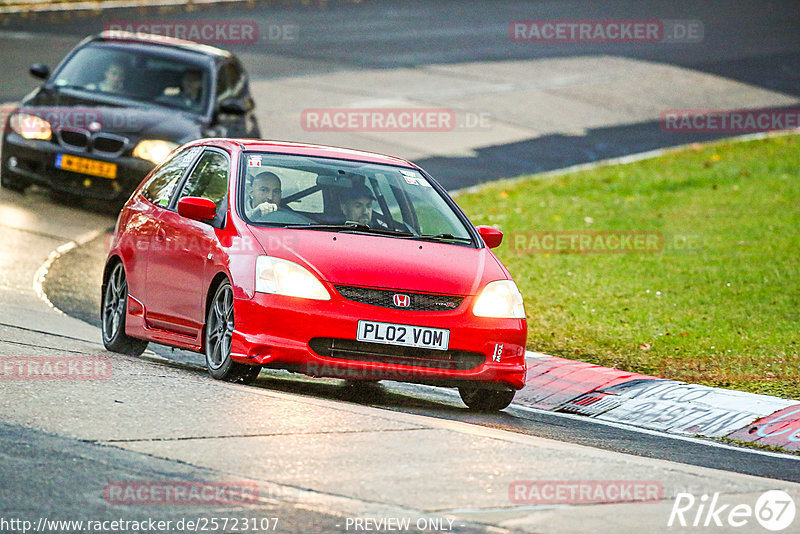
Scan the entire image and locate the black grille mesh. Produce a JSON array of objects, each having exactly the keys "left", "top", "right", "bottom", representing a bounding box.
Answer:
[
  {"left": 335, "top": 285, "right": 463, "bottom": 311},
  {"left": 59, "top": 130, "right": 89, "bottom": 149},
  {"left": 309, "top": 338, "right": 484, "bottom": 370},
  {"left": 92, "top": 135, "right": 125, "bottom": 154}
]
